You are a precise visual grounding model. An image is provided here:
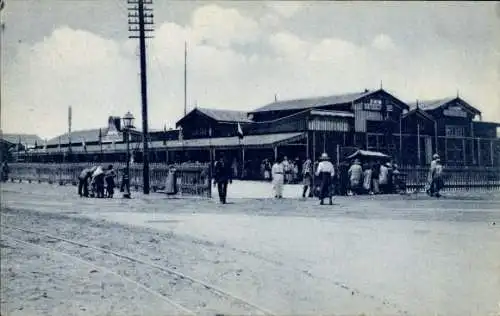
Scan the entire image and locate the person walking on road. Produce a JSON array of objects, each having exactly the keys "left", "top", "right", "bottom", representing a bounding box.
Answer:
[
  {"left": 316, "top": 153, "right": 335, "bottom": 205},
  {"left": 301, "top": 158, "right": 313, "bottom": 198},
  {"left": 213, "top": 155, "right": 232, "bottom": 204},
  {"left": 272, "top": 156, "right": 285, "bottom": 199}
]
